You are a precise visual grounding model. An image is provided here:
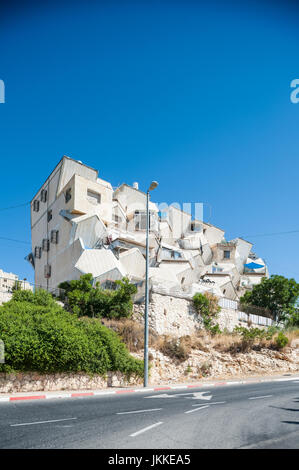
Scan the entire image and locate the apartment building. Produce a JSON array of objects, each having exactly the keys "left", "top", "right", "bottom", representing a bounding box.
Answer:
[
  {"left": 0, "top": 268, "right": 33, "bottom": 305},
  {"left": 27, "top": 156, "right": 269, "bottom": 300}
]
